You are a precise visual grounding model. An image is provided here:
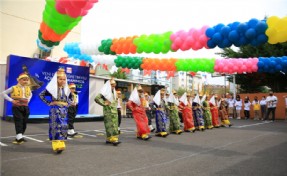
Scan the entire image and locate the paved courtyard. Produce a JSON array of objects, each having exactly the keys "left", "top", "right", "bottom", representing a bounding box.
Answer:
[{"left": 1, "top": 118, "right": 287, "bottom": 176}]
